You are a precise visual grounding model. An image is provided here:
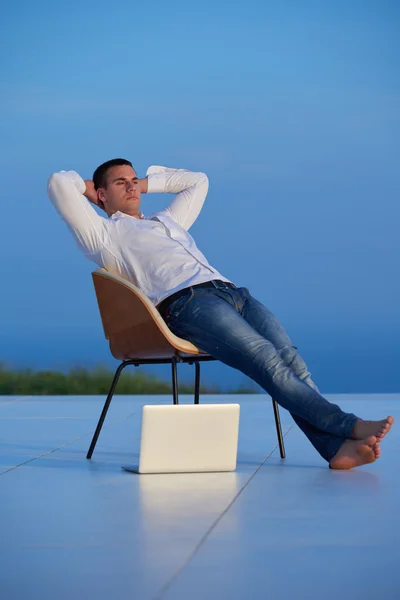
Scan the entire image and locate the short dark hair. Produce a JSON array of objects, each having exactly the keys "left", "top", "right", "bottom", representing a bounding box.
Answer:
[{"left": 93, "top": 158, "right": 133, "bottom": 190}]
